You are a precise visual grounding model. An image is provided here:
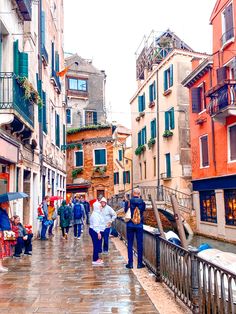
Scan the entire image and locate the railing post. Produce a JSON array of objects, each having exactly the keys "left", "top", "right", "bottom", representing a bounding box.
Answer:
[
  {"left": 155, "top": 233, "right": 161, "bottom": 282},
  {"left": 189, "top": 247, "right": 200, "bottom": 314}
]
